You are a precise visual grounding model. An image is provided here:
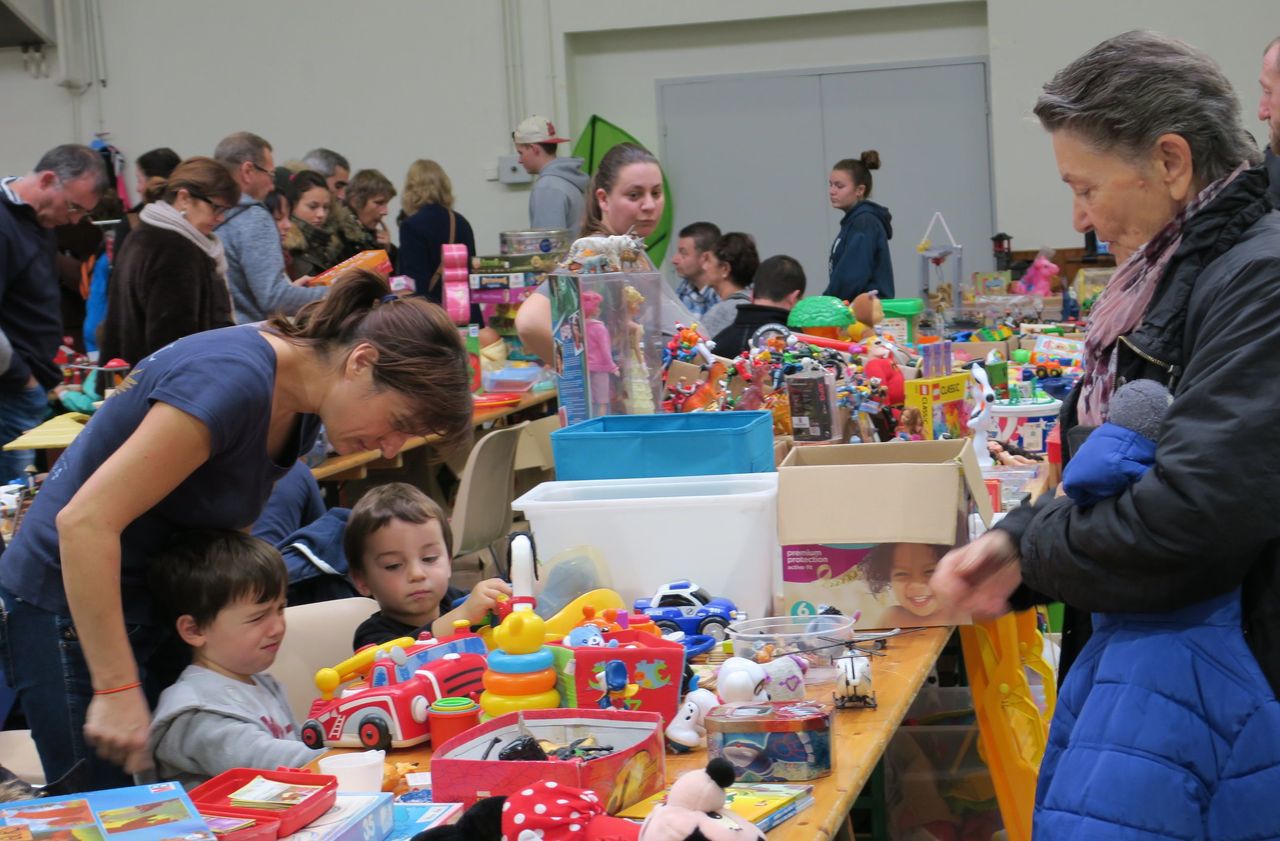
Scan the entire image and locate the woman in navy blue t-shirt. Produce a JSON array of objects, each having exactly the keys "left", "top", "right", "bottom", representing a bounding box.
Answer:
[{"left": 0, "top": 270, "right": 473, "bottom": 788}]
